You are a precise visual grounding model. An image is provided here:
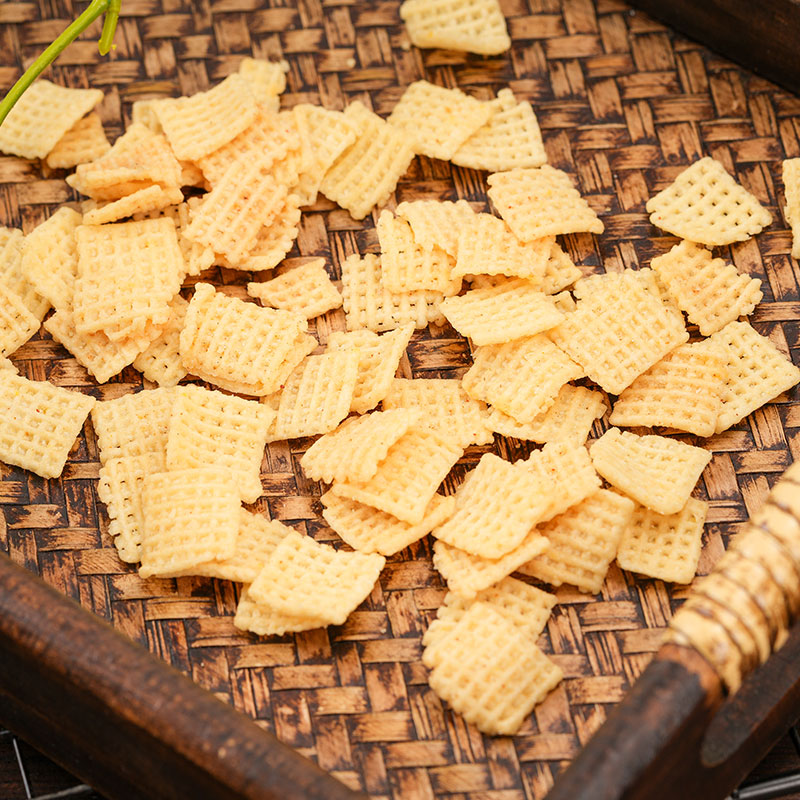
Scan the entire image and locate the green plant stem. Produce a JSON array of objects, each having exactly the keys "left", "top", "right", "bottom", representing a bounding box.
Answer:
[{"left": 0, "top": 0, "right": 120, "bottom": 126}]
